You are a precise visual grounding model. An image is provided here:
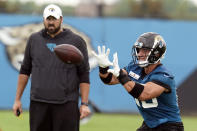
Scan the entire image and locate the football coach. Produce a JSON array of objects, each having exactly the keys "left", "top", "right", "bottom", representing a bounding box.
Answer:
[{"left": 13, "top": 4, "right": 91, "bottom": 131}]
